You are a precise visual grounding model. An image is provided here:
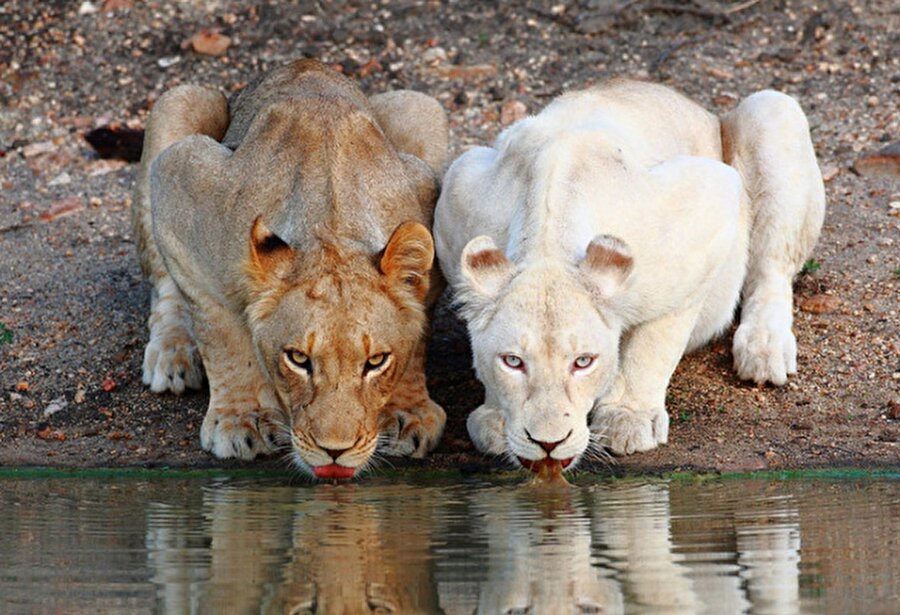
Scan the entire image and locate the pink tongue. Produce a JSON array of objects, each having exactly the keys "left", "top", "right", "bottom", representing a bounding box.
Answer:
[
  {"left": 313, "top": 464, "right": 355, "bottom": 479},
  {"left": 518, "top": 457, "right": 573, "bottom": 474}
]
